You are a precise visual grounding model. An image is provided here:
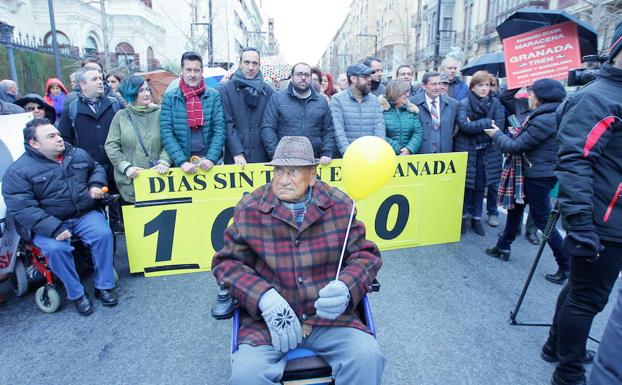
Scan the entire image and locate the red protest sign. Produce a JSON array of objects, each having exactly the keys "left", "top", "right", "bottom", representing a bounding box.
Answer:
[{"left": 503, "top": 21, "right": 582, "bottom": 89}]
